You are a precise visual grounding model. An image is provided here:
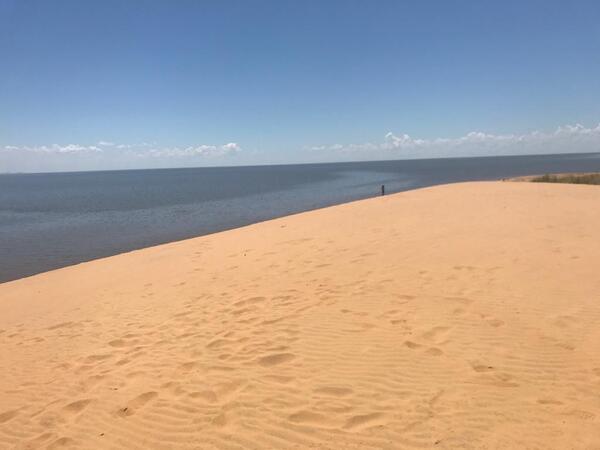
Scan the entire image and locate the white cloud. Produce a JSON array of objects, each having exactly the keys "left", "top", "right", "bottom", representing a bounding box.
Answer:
[
  {"left": 142, "top": 142, "right": 241, "bottom": 158},
  {"left": 0, "top": 141, "right": 242, "bottom": 172},
  {"left": 114, "top": 142, "right": 153, "bottom": 149},
  {"left": 3, "top": 123, "right": 600, "bottom": 173},
  {"left": 1, "top": 144, "right": 103, "bottom": 154},
  {"left": 1, "top": 142, "right": 241, "bottom": 158},
  {"left": 310, "top": 123, "right": 600, "bottom": 159}
]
